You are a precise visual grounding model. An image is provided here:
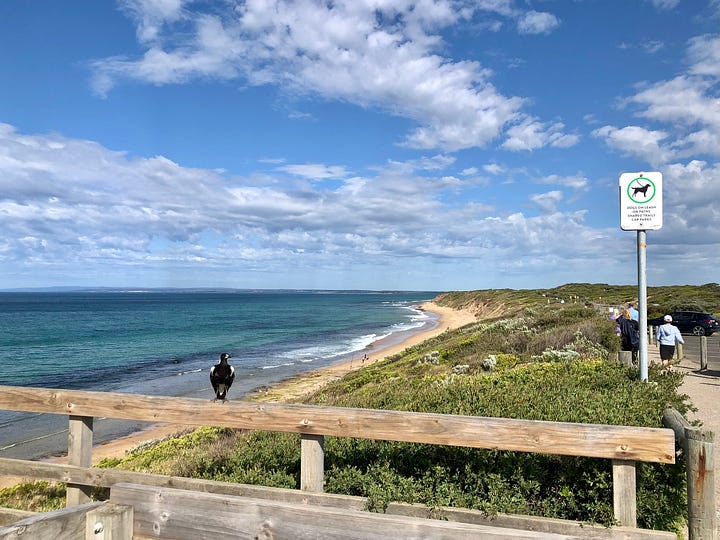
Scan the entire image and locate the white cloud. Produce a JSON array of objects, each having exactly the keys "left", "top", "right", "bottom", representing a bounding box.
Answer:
[
  {"left": 530, "top": 190, "right": 563, "bottom": 213},
  {"left": 384, "top": 154, "right": 456, "bottom": 174},
  {"left": 597, "top": 34, "right": 720, "bottom": 165},
  {"left": 712, "top": 0, "right": 720, "bottom": 17},
  {"left": 630, "top": 76, "right": 720, "bottom": 130},
  {"left": 653, "top": 160, "right": 720, "bottom": 249},
  {"left": 612, "top": 78, "right": 720, "bottom": 161},
  {"left": 277, "top": 163, "right": 349, "bottom": 180},
  {"left": 592, "top": 124, "right": 672, "bottom": 165},
  {"left": 0, "top": 123, "right": 621, "bottom": 288},
  {"left": 642, "top": 40, "right": 664, "bottom": 54},
  {"left": 483, "top": 162, "right": 506, "bottom": 175},
  {"left": 687, "top": 35, "right": 720, "bottom": 78},
  {"left": 647, "top": 0, "right": 680, "bottom": 10},
  {"left": 119, "top": 0, "right": 188, "bottom": 44},
  {"left": 502, "top": 117, "right": 579, "bottom": 151},
  {"left": 537, "top": 174, "right": 589, "bottom": 191},
  {"left": 474, "top": 0, "right": 517, "bottom": 18},
  {"left": 517, "top": 11, "right": 560, "bottom": 35},
  {"left": 90, "top": 1, "right": 570, "bottom": 152}
]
